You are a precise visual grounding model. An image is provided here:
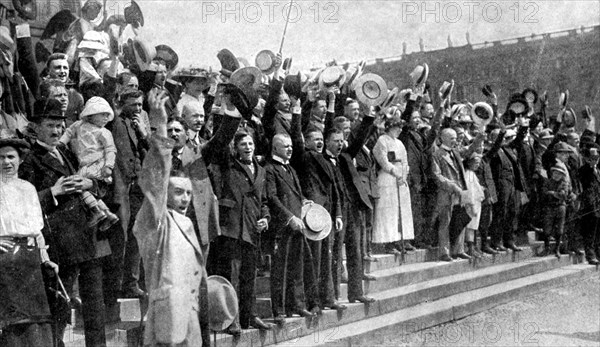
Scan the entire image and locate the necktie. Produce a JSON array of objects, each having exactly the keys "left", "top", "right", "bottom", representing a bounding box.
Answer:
[
  {"left": 172, "top": 149, "right": 182, "bottom": 171},
  {"left": 50, "top": 148, "right": 65, "bottom": 166}
]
